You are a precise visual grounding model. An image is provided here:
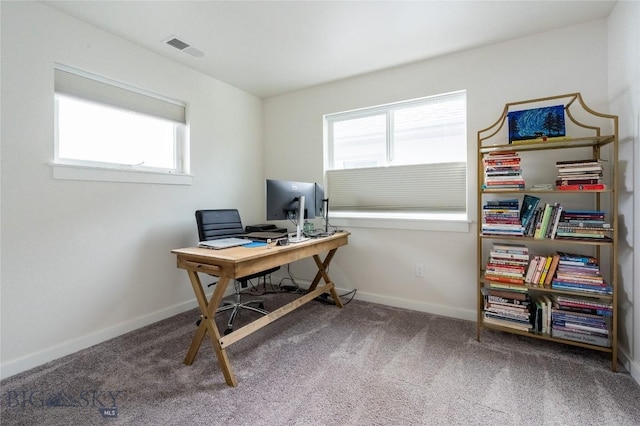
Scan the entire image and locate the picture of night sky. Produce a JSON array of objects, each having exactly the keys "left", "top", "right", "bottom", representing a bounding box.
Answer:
[{"left": 508, "top": 104, "right": 566, "bottom": 143}]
